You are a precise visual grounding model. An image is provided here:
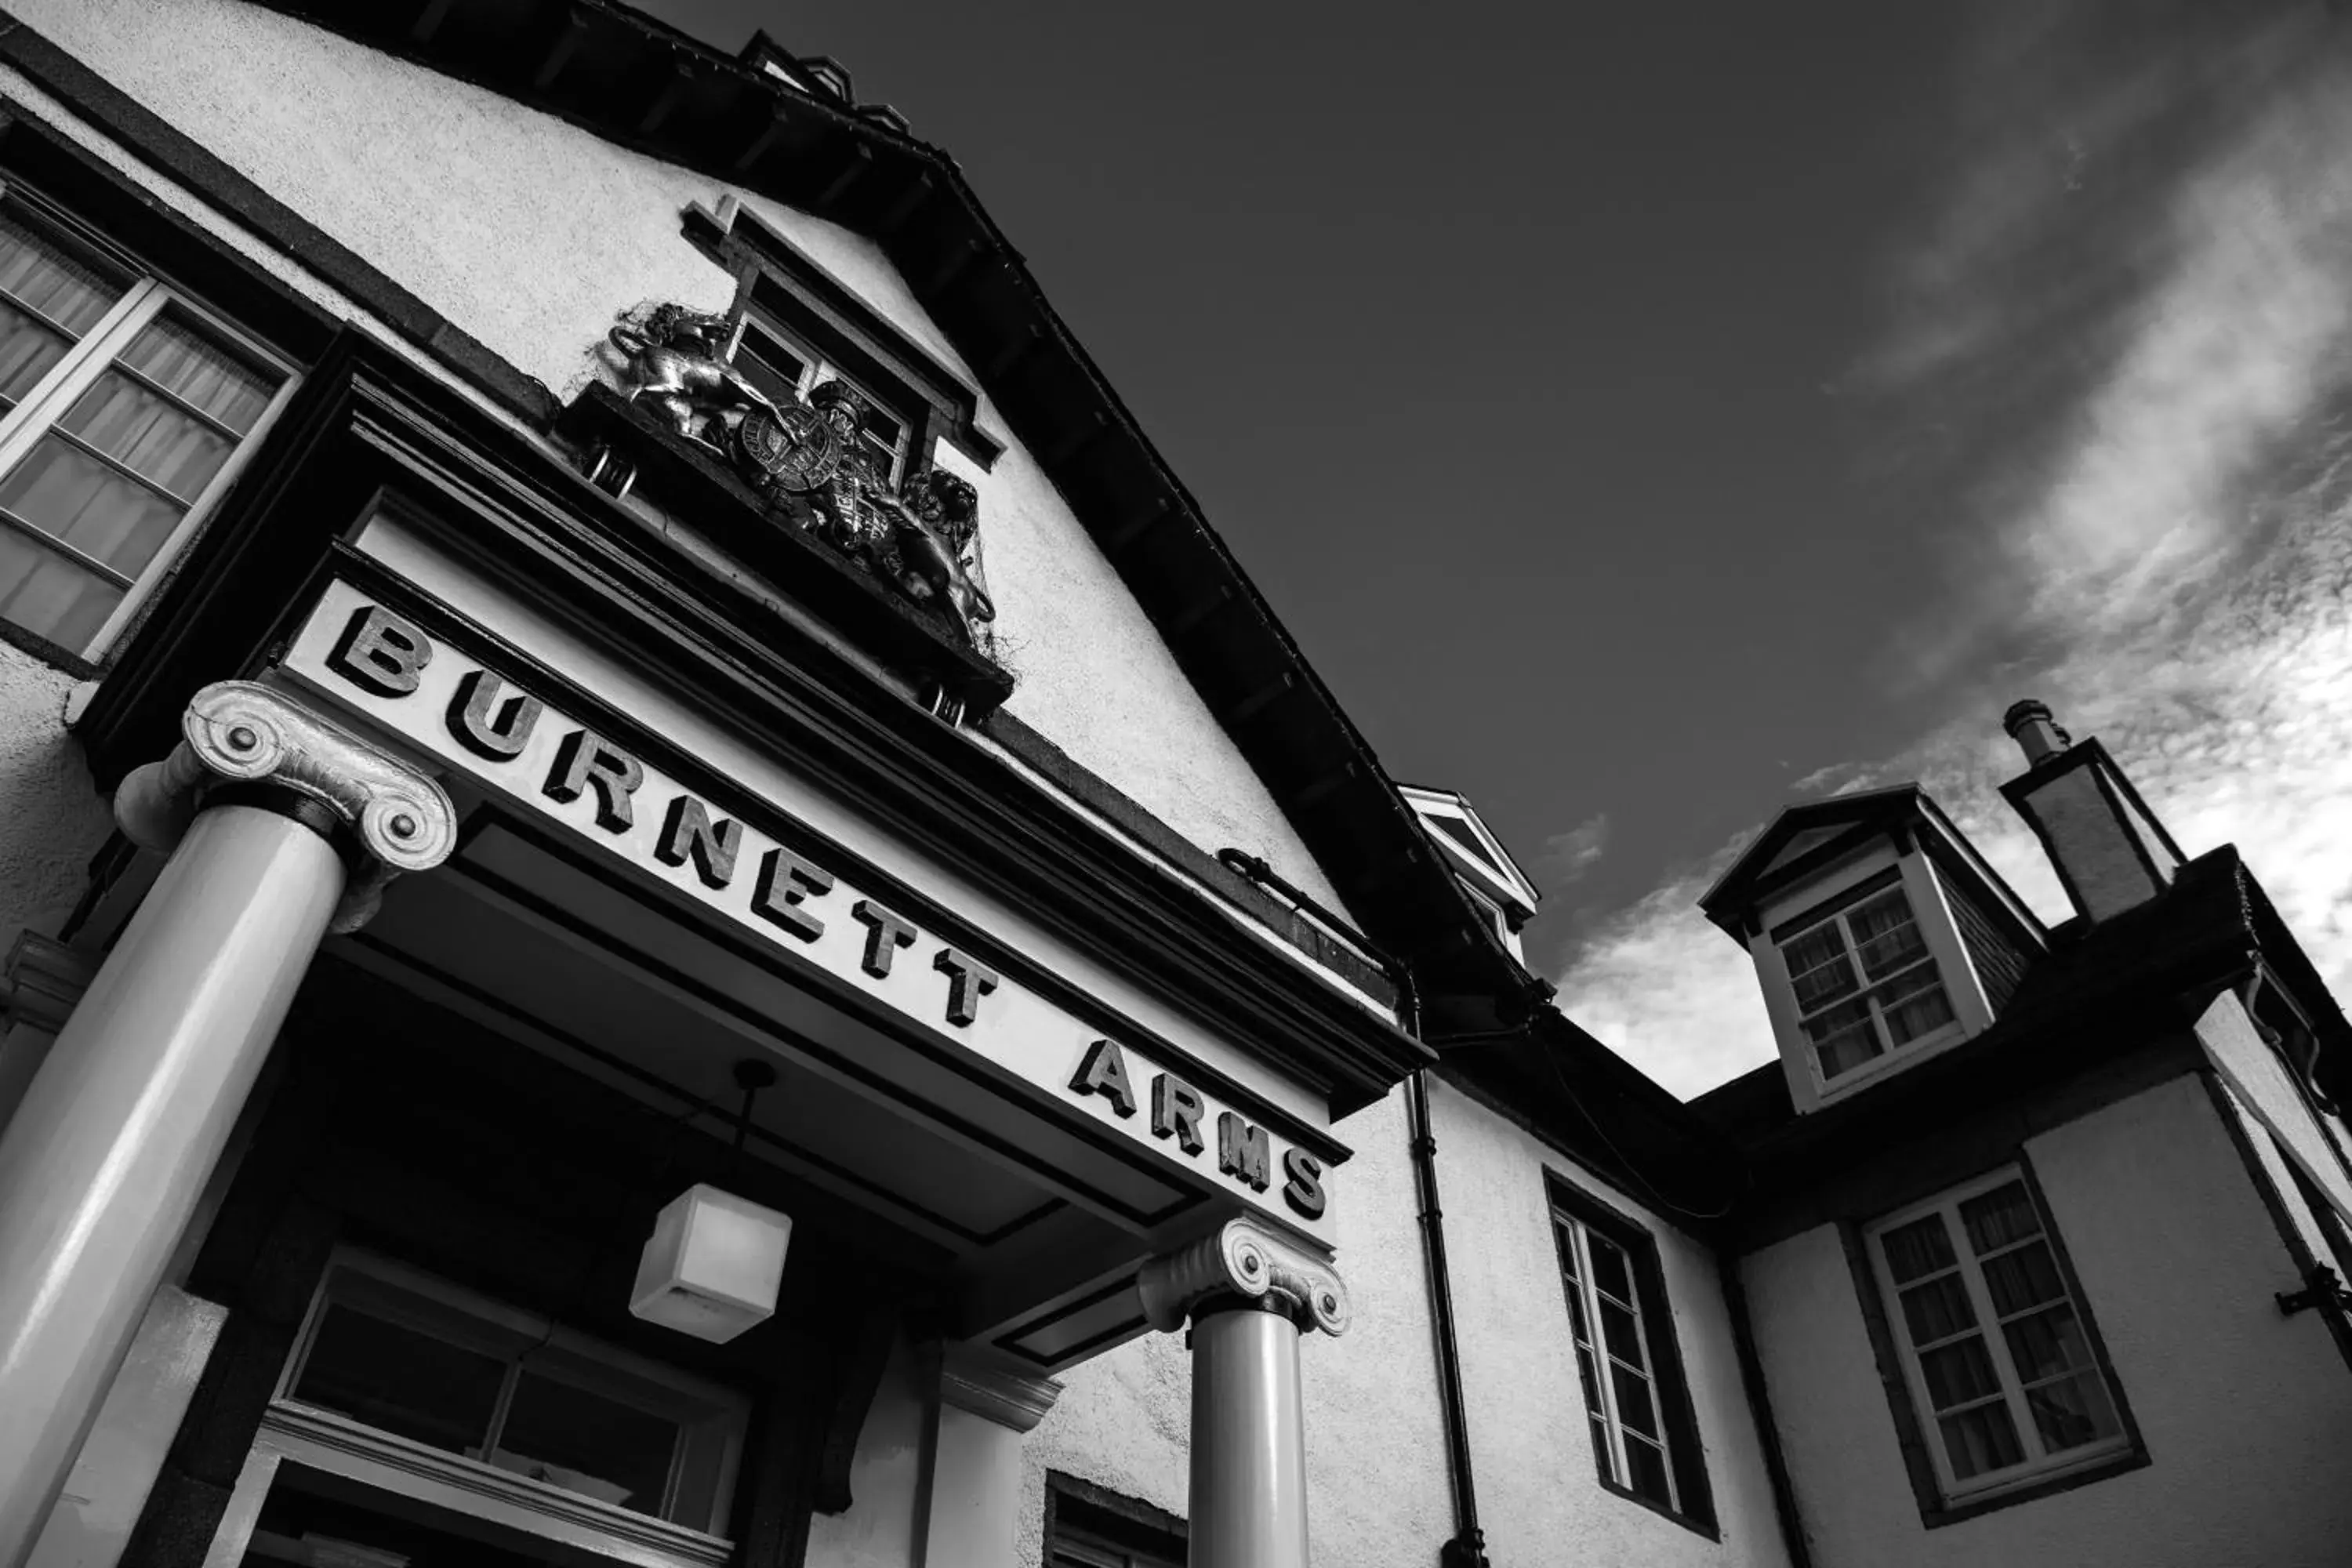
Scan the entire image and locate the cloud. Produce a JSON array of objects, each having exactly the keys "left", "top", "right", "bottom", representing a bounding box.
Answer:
[
  {"left": 1788, "top": 761, "right": 1893, "bottom": 800},
  {"left": 1554, "top": 5, "right": 2352, "bottom": 1101},
  {"left": 1537, "top": 812, "right": 1610, "bottom": 889}
]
